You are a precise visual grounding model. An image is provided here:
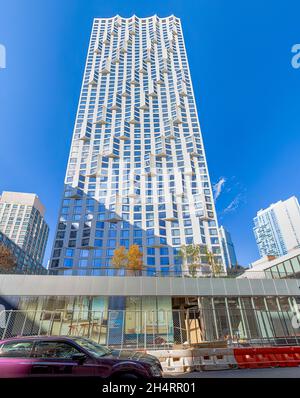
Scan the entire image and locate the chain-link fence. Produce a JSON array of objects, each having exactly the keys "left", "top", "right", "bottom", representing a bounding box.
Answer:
[
  {"left": 1, "top": 308, "right": 300, "bottom": 349},
  {"left": 0, "top": 309, "right": 177, "bottom": 349}
]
